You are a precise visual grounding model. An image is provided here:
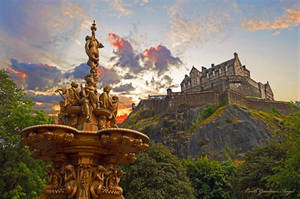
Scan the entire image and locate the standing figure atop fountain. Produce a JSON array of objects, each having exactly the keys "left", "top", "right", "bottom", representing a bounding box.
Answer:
[{"left": 85, "top": 20, "right": 104, "bottom": 74}]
